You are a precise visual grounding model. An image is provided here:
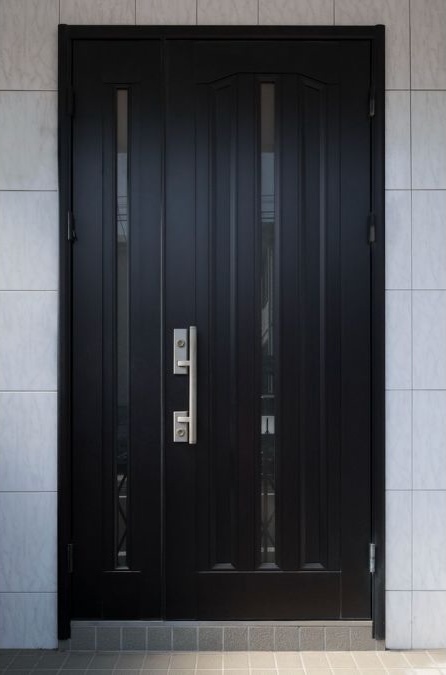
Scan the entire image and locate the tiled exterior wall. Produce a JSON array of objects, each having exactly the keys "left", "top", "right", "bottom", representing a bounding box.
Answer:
[{"left": 0, "top": 0, "right": 445, "bottom": 650}]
